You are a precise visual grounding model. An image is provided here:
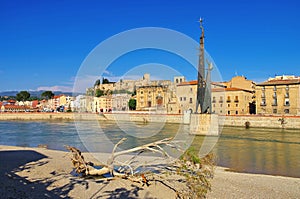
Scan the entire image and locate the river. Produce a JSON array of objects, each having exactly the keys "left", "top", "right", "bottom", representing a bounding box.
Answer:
[{"left": 0, "top": 120, "right": 299, "bottom": 178}]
